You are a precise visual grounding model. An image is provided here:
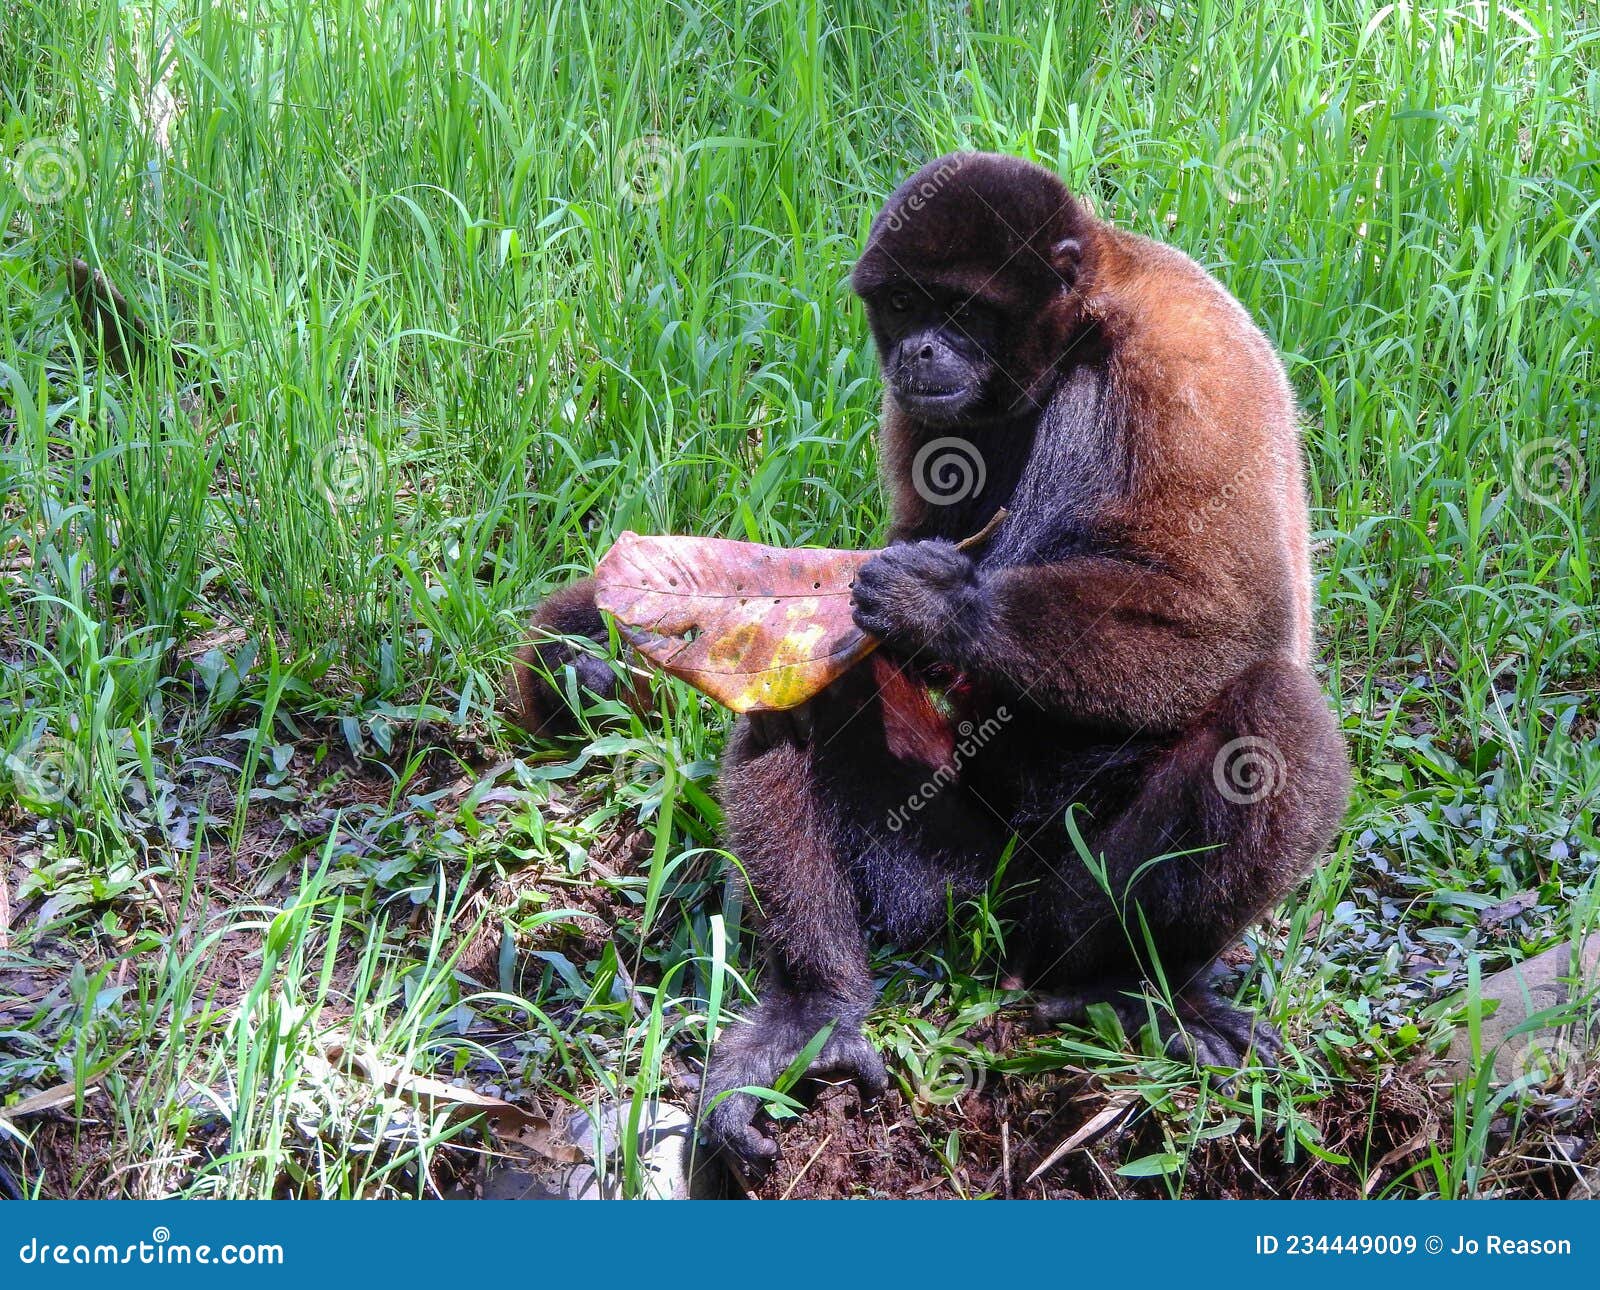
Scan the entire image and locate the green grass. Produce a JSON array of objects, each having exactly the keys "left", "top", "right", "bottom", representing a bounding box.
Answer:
[{"left": 2, "top": 0, "right": 1596, "bottom": 1198}]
